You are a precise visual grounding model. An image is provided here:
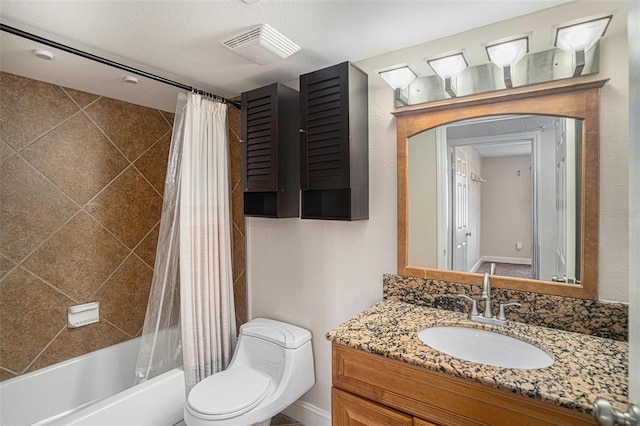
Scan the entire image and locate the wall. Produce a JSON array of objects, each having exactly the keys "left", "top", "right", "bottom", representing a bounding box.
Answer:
[
  {"left": 227, "top": 100, "right": 248, "bottom": 327},
  {"left": 0, "top": 71, "right": 170, "bottom": 380},
  {"left": 628, "top": 0, "right": 639, "bottom": 403},
  {"left": 0, "top": 72, "right": 248, "bottom": 381},
  {"left": 247, "top": 2, "right": 629, "bottom": 423},
  {"left": 408, "top": 130, "right": 438, "bottom": 268},
  {"left": 480, "top": 155, "right": 532, "bottom": 261}
]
